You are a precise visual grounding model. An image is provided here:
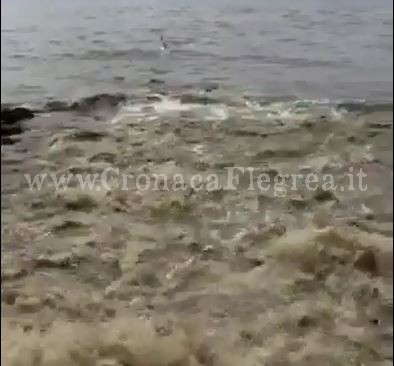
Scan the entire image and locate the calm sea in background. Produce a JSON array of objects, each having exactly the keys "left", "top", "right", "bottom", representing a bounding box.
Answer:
[{"left": 1, "top": 0, "right": 393, "bottom": 104}]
